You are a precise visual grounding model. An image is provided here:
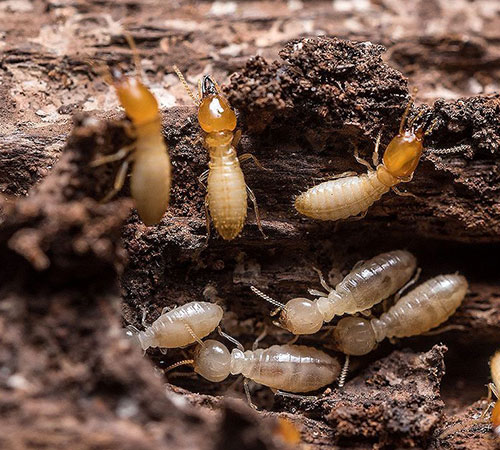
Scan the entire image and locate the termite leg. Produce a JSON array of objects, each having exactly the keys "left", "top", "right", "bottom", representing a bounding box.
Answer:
[
  {"left": 183, "top": 322, "right": 205, "bottom": 346},
  {"left": 90, "top": 144, "right": 135, "bottom": 167},
  {"left": 394, "top": 267, "right": 421, "bottom": 302},
  {"left": 422, "top": 324, "right": 467, "bottom": 336},
  {"left": 141, "top": 308, "right": 149, "bottom": 328},
  {"left": 244, "top": 378, "right": 258, "bottom": 410},
  {"left": 353, "top": 144, "right": 373, "bottom": 171},
  {"left": 252, "top": 326, "right": 268, "bottom": 351},
  {"left": 198, "top": 170, "right": 209, "bottom": 188},
  {"left": 275, "top": 390, "right": 318, "bottom": 401},
  {"left": 286, "top": 335, "right": 299, "bottom": 345},
  {"left": 314, "top": 171, "right": 357, "bottom": 182},
  {"left": 246, "top": 185, "right": 267, "bottom": 239},
  {"left": 372, "top": 129, "right": 382, "bottom": 166},
  {"left": 239, "top": 153, "right": 270, "bottom": 171},
  {"left": 217, "top": 326, "right": 245, "bottom": 352},
  {"left": 312, "top": 266, "right": 333, "bottom": 293},
  {"left": 100, "top": 159, "right": 130, "bottom": 203},
  {"left": 232, "top": 129, "right": 242, "bottom": 148},
  {"left": 480, "top": 383, "right": 499, "bottom": 419},
  {"left": 159, "top": 348, "right": 168, "bottom": 355},
  {"left": 308, "top": 288, "right": 329, "bottom": 298},
  {"left": 359, "top": 308, "right": 372, "bottom": 317},
  {"left": 392, "top": 186, "right": 419, "bottom": 199},
  {"left": 126, "top": 325, "right": 140, "bottom": 336},
  {"left": 349, "top": 210, "right": 368, "bottom": 221},
  {"left": 338, "top": 354, "right": 350, "bottom": 388},
  {"left": 352, "top": 259, "right": 366, "bottom": 270},
  {"left": 204, "top": 195, "right": 211, "bottom": 244},
  {"left": 161, "top": 305, "right": 173, "bottom": 315}
]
